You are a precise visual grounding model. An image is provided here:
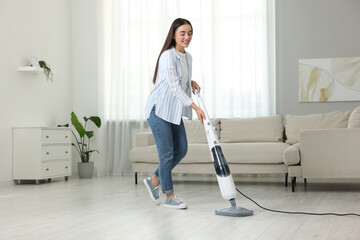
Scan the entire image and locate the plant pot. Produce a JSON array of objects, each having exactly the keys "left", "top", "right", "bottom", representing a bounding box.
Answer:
[{"left": 78, "top": 162, "right": 94, "bottom": 178}]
